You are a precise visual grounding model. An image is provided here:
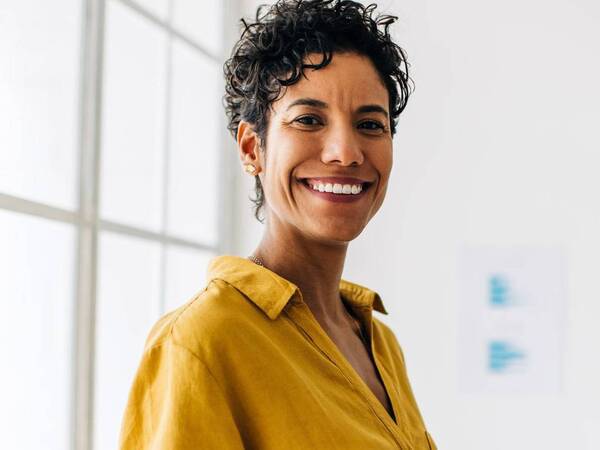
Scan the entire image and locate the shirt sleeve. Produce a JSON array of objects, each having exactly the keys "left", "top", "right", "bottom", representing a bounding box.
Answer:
[
  {"left": 119, "top": 339, "right": 245, "bottom": 450},
  {"left": 426, "top": 431, "right": 438, "bottom": 450}
]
